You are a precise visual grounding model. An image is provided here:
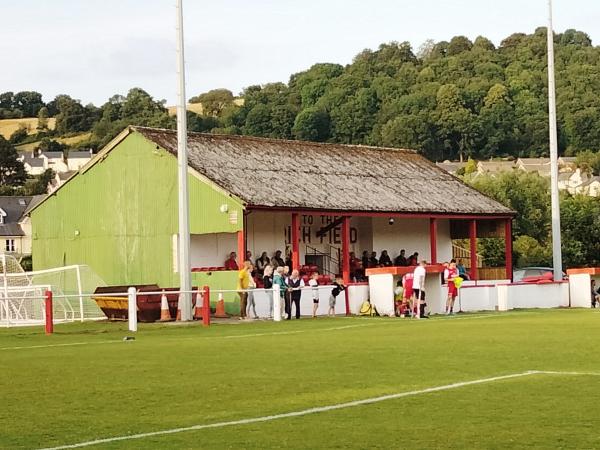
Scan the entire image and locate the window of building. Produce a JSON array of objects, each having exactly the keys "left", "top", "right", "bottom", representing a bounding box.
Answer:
[{"left": 5, "top": 239, "right": 15, "bottom": 252}]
